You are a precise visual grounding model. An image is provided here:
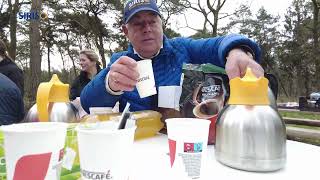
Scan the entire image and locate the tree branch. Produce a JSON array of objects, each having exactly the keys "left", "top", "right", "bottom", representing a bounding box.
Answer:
[{"left": 177, "top": 13, "right": 201, "bottom": 32}]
